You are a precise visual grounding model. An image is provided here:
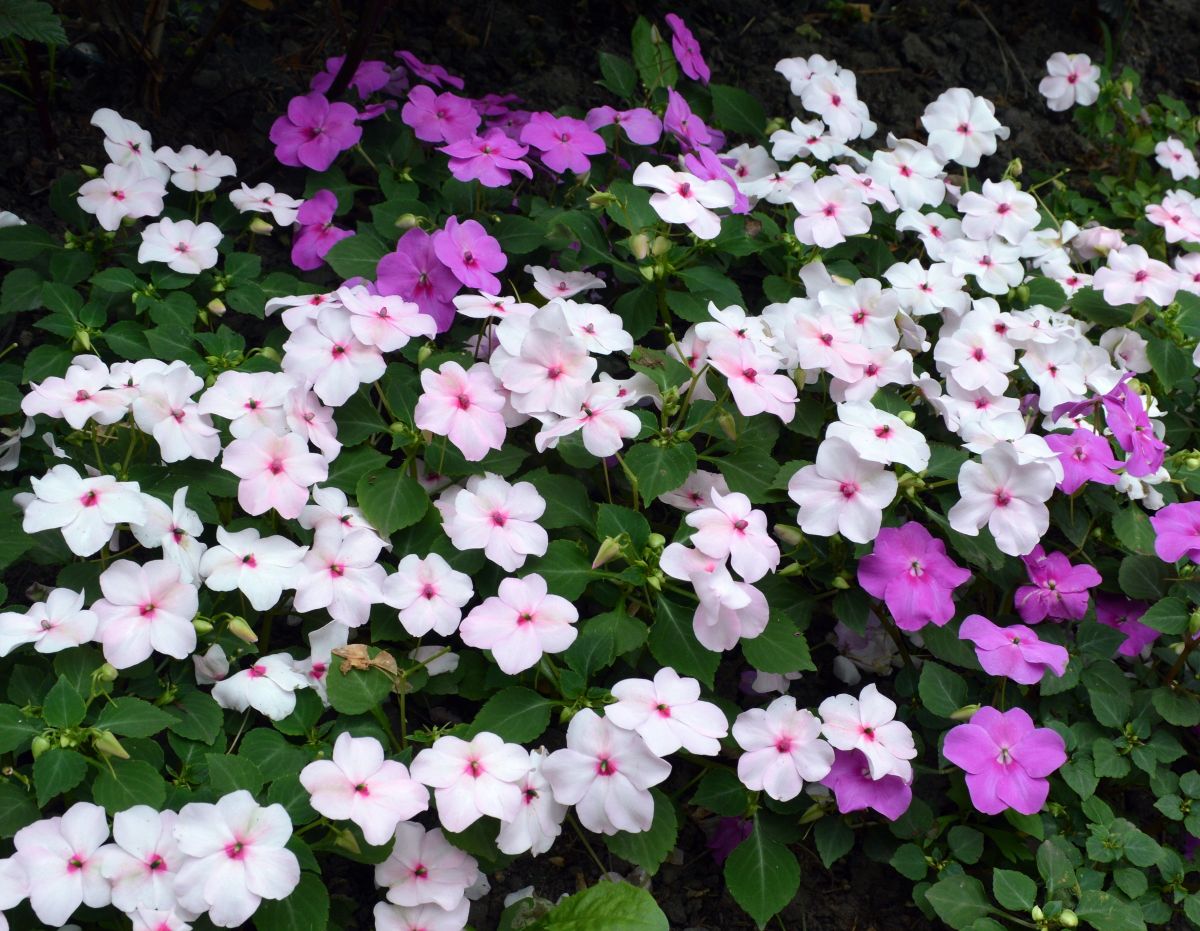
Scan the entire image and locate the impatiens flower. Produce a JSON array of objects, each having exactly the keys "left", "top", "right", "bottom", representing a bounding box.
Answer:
[
  {"left": 291, "top": 190, "right": 354, "bottom": 271},
  {"left": 229, "top": 182, "right": 304, "bottom": 226},
  {"left": 818, "top": 683, "right": 917, "bottom": 781},
  {"left": 1102, "top": 380, "right": 1167, "bottom": 478},
  {"left": 130, "top": 364, "right": 221, "bottom": 463},
  {"left": 338, "top": 284, "right": 437, "bottom": 352},
  {"left": 1151, "top": 501, "right": 1200, "bottom": 564},
  {"left": 377, "top": 830, "right": 482, "bottom": 922},
  {"left": 90, "top": 107, "right": 168, "bottom": 181},
  {"left": 294, "top": 529, "right": 387, "bottom": 627},
  {"left": 401, "top": 85, "right": 480, "bottom": 143},
  {"left": 957, "top": 178, "right": 1039, "bottom": 244},
  {"left": 309, "top": 54, "right": 391, "bottom": 97},
  {"left": 395, "top": 49, "right": 465, "bottom": 89},
  {"left": 948, "top": 443, "right": 1057, "bottom": 557},
  {"left": 1155, "top": 137, "right": 1200, "bottom": 181},
  {"left": 820, "top": 749, "right": 913, "bottom": 821},
  {"left": 528, "top": 266, "right": 607, "bottom": 301},
  {"left": 787, "top": 437, "right": 898, "bottom": 544},
  {"left": 708, "top": 341, "right": 798, "bottom": 422},
  {"left": 374, "top": 900, "right": 470, "bottom": 931},
  {"left": 660, "top": 469, "right": 731, "bottom": 510},
  {"left": 584, "top": 106, "right": 663, "bottom": 145},
  {"left": 459, "top": 574, "right": 578, "bottom": 674},
  {"left": 665, "top": 12, "right": 710, "bottom": 83},
  {"left": 212, "top": 654, "right": 310, "bottom": 720},
  {"left": 130, "top": 908, "right": 192, "bottom": 931},
  {"left": 440, "top": 129, "right": 532, "bottom": 187},
  {"left": 199, "top": 527, "right": 307, "bottom": 611},
  {"left": 221, "top": 428, "right": 328, "bottom": 520},
  {"left": 415, "top": 361, "right": 507, "bottom": 462},
  {"left": 606, "top": 667, "right": 729, "bottom": 756},
  {"left": 281, "top": 307, "right": 386, "bottom": 407},
  {"left": 287, "top": 387, "right": 342, "bottom": 460},
  {"left": 77, "top": 161, "right": 166, "bottom": 230},
  {"left": 1015, "top": 545, "right": 1102, "bottom": 623},
  {"left": 959, "top": 614, "right": 1069, "bottom": 684},
  {"left": 496, "top": 748, "right": 568, "bottom": 857},
  {"left": 132, "top": 486, "right": 207, "bottom": 582},
  {"left": 383, "top": 553, "right": 473, "bottom": 637},
  {"left": 0, "top": 587, "right": 97, "bottom": 657},
  {"left": 542, "top": 709, "right": 671, "bottom": 835},
  {"left": 376, "top": 227, "right": 462, "bottom": 331},
  {"left": 1039, "top": 52, "right": 1101, "bottom": 111},
  {"left": 686, "top": 489, "right": 779, "bottom": 583},
  {"left": 632, "top": 162, "right": 734, "bottom": 239},
  {"left": 1092, "top": 244, "right": 1179, "bottom": 307},
  {"left": 299, "top": 484, "right": 381, "bottom": 542},
  {"left": 412, "top": 733, "right": 532, "bottom": 833},
  {"left": 93, "top": 559, "right": 198, "bottom": 669},
  {"left": 659, "top": 543, "right": 768, "bottom": 650},
  {"left": 1096, "top": 594, "right": 1159, "bottom": 658},
  {"left": 300, "top": 733, "right": 428, "bottom": 846},
  {"left": 663, "top": 88, "right": 722, "bottom": 151},
  {"left": 1045, "top": 429, "right": 1121, "bottom": 494},
  {"left": 791, "top": 176, "right": 872, "bottom": 247},
  {"left": 942, "top": 706, "right": 1066, "bottom": 816},
  {"left": 432, "top": 216, "right": 507, "bottom": 292},
  {"left": 520, "top": 113, "right": 606, "bottom": 174},
  {"left": 827, "top": 402, "right": 931, "bottom": 472},
  {"left": 732, "top": 695, "right": 834, "bottom": 801},
  {"left": 13, "top": 801, "right": 110, "bottom": 927},
  {"left": 269, "top": 92, "right": 362, "bottom": 170},
  {"left": 21, "top": 354, "right": 132, "bottom": 429},
  {"left": 440, "top": 474, "right": 548, "bottom": 572},
  {"left": 174, "top": 791, "right": 300, "bottom": 928},
  {"left": 155, "top": 144, "right": 236, "bottom": 192},
  {"left": 138, "top": 218, "right": 222, "bottom": 274},
  {"left": 857, "top": 522, "right": 971, "bottom": 631},
  {"left": 921, "top": 87, "right": 1010, "bottom": 168},
  {"left": 98, "top": 806, "right": 184, "bottom": 913},
  {"left": 197, "top": 370, "right": 293, "bottom": 439}
]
